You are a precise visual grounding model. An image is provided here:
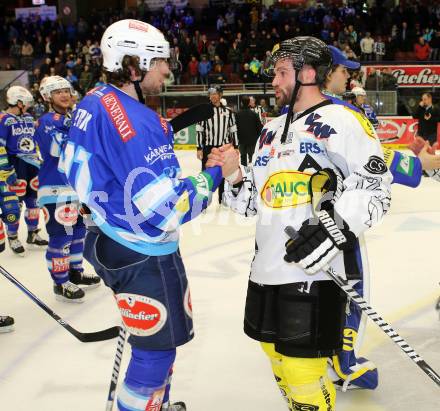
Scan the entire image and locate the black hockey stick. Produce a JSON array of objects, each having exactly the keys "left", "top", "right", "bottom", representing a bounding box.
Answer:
[
  {"left": 169, "top": 103, "right": 214, "bottom": 133},
  {"left": 284, "top": 227, "right": 440, "bottom": 388},
  {"left": 106, "top": 326, "right": 127, "bottom": 411},
  {"left": 0, "top": 265, "right": 120, "bottom": 343}
]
